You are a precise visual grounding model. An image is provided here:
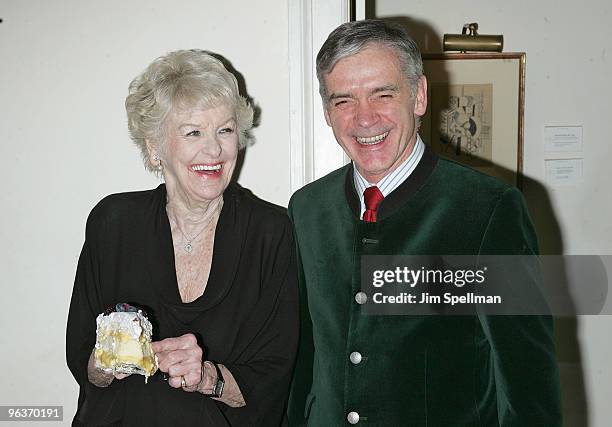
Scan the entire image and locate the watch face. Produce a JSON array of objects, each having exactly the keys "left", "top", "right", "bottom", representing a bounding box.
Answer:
[
  {"left": 207, "top": 361, "right": 225, "bottom": 397},
  {"left": 214, "top": 380, "right": 225, "bottom": 398}
]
